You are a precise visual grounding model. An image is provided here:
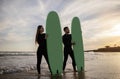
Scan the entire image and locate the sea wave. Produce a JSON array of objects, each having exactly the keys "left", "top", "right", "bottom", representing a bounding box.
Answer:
[
  {"left": 0, "top": 51, "right": 35, "bottom": 56},
  {"left": 0, "top": 65, "right": 36, "bottom": 74},
  {"left": 0, "top": 51, "right": 37, "bottom": 74}
]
